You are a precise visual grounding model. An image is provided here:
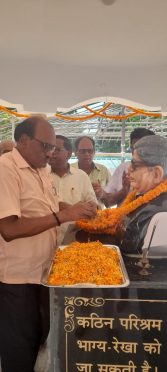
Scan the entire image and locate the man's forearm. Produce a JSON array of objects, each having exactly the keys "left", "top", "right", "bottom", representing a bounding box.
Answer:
[
  {"left": 0, "top": 201, "right": 97, "bottom": 242},
  {"left": 0, "top": 214, "right": 59, "bottom": 242}
]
